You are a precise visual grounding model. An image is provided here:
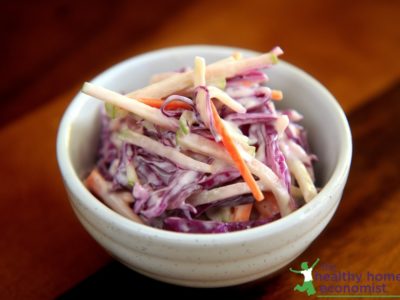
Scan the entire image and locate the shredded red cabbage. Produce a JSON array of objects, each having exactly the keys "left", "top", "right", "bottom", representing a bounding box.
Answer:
[{"left": 88, "top": 52, "right": 318, "bottom": 233}]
